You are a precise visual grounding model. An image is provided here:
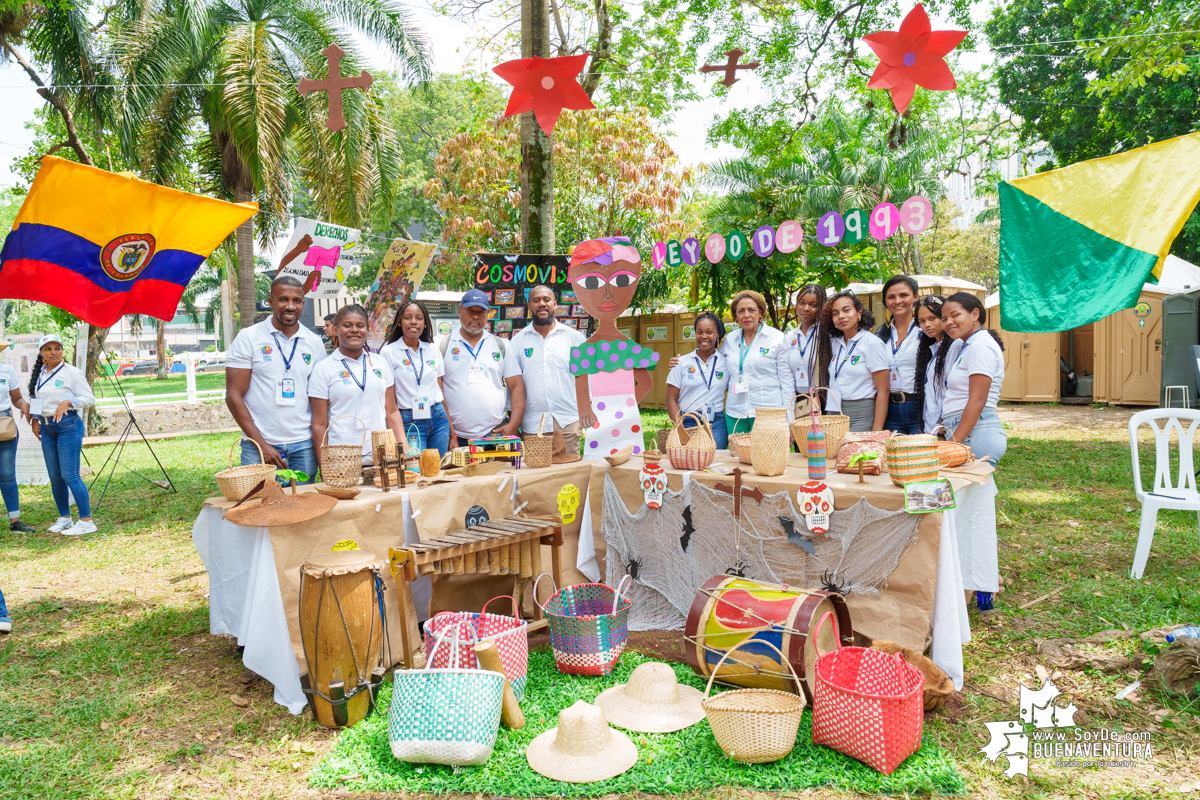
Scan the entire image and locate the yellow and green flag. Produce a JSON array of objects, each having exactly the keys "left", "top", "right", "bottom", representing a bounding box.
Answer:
[{"left": 999, "top": 132, "right": 1200, "bottom": 332}]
